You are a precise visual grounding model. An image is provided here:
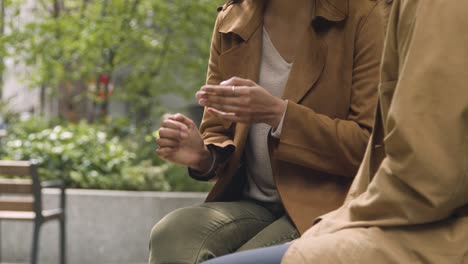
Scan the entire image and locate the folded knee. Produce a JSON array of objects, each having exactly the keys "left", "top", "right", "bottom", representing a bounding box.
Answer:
[
  {"left": 149, "top": 205, "right": 234, "bottom": 264},
  {"left": 150, "top": 207, "right": 194, "bottom": 247}
]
